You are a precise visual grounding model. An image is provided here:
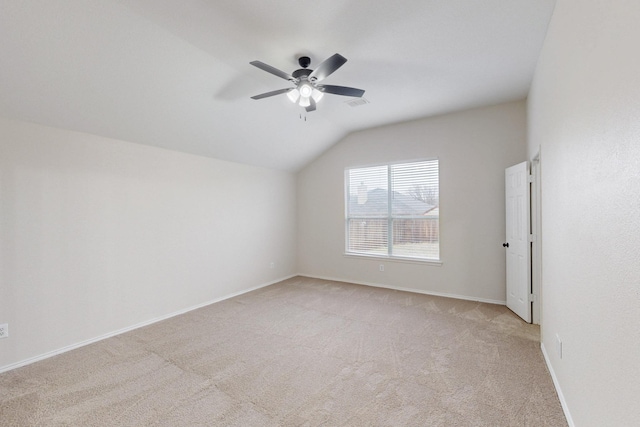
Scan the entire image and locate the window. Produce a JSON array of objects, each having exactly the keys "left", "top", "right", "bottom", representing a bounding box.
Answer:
[{"left": 345, "top": 159, "right": 439, "bottom": 261}]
